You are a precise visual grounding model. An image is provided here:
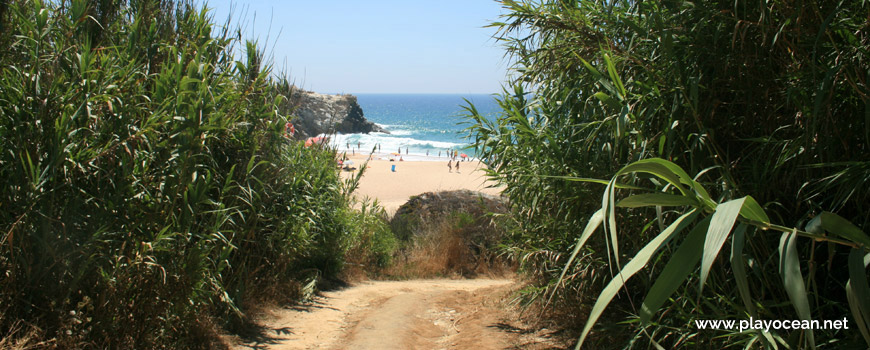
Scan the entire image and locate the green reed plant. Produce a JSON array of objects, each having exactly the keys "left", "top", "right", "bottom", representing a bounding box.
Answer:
[
  {"left": 0, "top": 0, "right": 393, "bottom": 347},
  {"left": 560, "top": 158, "right": 870, "bottom": 348},
  {"left": 466, "top": 0, "right": 869, "bottom": 348}
]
